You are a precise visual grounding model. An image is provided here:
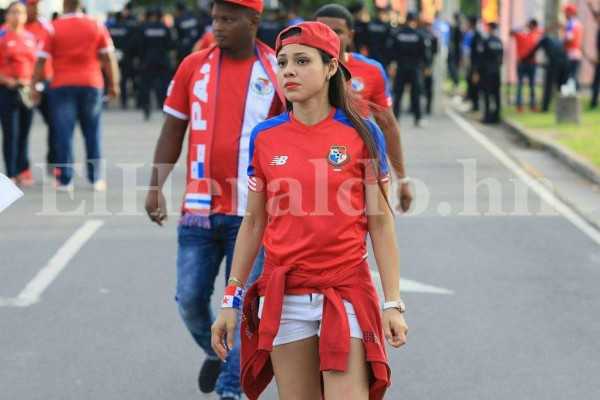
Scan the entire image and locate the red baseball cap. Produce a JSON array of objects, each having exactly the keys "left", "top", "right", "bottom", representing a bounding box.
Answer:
[
  {"left": 275, "top": 21, "right": 352, "bottom": 81},
  {"left": 217, "top": 0, "right": 263, "bottom": 13},
  {"left": 564, "top": 4, "right": 577, "bottom": 15}
]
